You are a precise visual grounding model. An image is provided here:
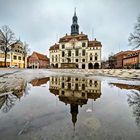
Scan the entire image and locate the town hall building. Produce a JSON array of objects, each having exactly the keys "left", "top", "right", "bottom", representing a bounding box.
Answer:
[{"left": 49, "top": 10, "right": 102, "bottom": 69}]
